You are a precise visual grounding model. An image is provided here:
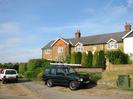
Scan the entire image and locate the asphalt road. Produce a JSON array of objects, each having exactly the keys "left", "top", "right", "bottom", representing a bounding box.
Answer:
[{"left": 0, "top": 80, "right": 133, "bottom": 99}]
